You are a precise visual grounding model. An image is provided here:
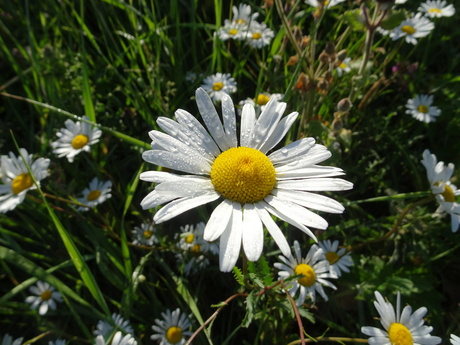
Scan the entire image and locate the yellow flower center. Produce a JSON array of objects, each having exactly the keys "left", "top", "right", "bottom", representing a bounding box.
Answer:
[
  {"left": 325, "top": 251, "right": 339, "bottom": 264},
  {"left": 185, "top": 234, "right": 195, "bottom": 244},
  {"left": 40, "top": 290, "right": 52, "bottom": 301},
  {"left": 191, "top": 243, "right": 202, "bottom": 253},
  {"left": 11, "top": 173, "right": 34, "bottom": 195},
  {"left": 417, "top": 105, "right": 429, "bottom": 113},
  {"left": 143, "top": 230, "right": 153, "bottom": 239},
  {"left": 429, "top": 8, "right": 442, "bottom": 13},
  {"left": 236, "top": 19, "right": 247, "bottom": 24},
  {"left": 401, "top": 25, "right": 416, "bottom": 35},
  {"left": 71, "top": 134, "right": 89, "bottom": 149},
  {"left": 210, "top": 147, "right": 277, "bottom": 204},
  {"left": 212, "top": 82, "right": 224, "bottom": 91},
  {"left": 294, "top": 263, "right": 316, "bottom": 287},
  {"left": 339, "top": 62, "right": 347, "bottom": 69},
  {"left": 252, "top": 32, "right": 262, "bottom": 40},
  {"left": 442, "top": 184, "right": 455, "bottom": 202},
  {"left": 87, "top": 190, "right": 101, "bottom": 201},
  {"left": 256, "top": 94, "right": 270, "bottom": 106},
  {"left": 228, "top": 28, "right": 238, "bottom": 36},
  {"left": 166, "top": 326, "right": 183, "bottom": 344},
  {"left": 388, "top": 322, "right": 413, "bottom": 345}
]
